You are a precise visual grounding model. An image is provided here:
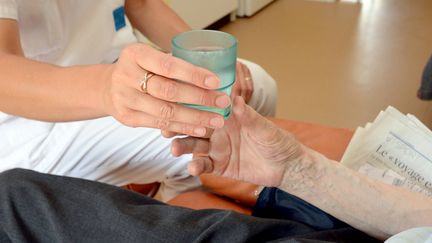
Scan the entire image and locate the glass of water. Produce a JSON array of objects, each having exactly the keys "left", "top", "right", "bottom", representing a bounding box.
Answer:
[{"left": 171, "top": 30, "right": 237, "bottom": 119}]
